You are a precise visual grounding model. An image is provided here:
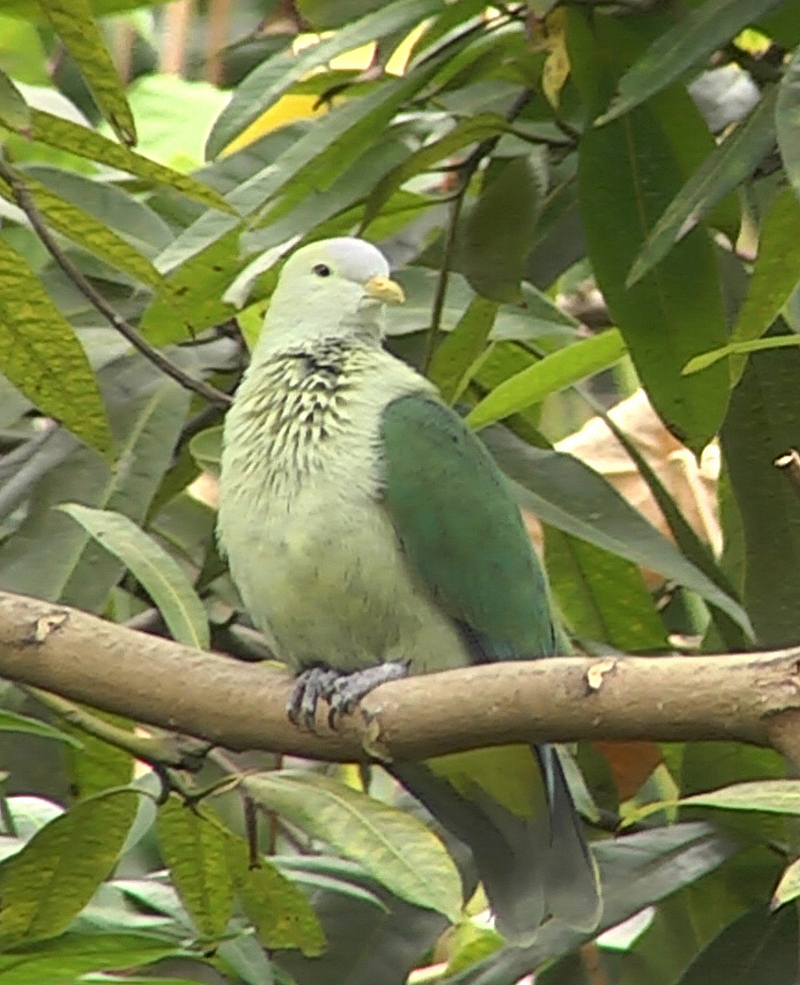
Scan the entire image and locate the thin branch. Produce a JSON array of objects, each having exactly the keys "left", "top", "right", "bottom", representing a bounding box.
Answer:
[
  {"left": 2, "top": 590, "right": 800, "bottom": 765},
  {"left": 422, "top": 88, "right": 534, "bottom": 373},
  {"left": 0, "top": 160, "right": 232, "bottom": 408},
  {"left": 24, "top": 684, "right": 211, "bottom": 771}
]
